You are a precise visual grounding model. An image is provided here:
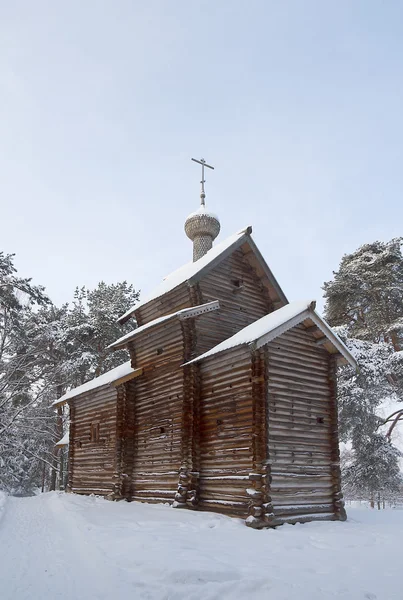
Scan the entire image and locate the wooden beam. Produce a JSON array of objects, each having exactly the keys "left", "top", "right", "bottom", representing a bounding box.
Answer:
[
  {"left": 179, "top": 300, "right": 220, "bottom": 320},
  {"left": 112, "top": 368, "right": 143, "bottom": 387},
  {"left": 305, "top": 325, "right": 320, "bottom": 334},
  {"left": 308, "top": 313, "right": 357, "bottom": 369}
]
